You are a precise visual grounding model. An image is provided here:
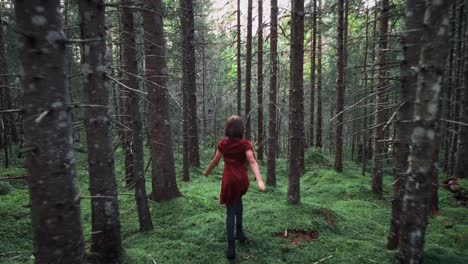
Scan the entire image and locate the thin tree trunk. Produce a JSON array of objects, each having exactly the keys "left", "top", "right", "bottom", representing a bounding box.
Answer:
[
  {"left": 182, "top": 80, "right": 190, "bottom": 181},
  {"left": 117, "top": 14, "right": 135, "bottom": 188},
  {"left": 361, "top": 8, "right": 370, "bottom": 176},
  {"left": 257, "top": 0, "right": 264, "bottom": 161},
  {"left": 237, "top": 0, "right": 242, "bottom": 116},
  {"left": 315, "top": 0, "right": 323, "bottom": 149},
  {"left": 143, "top": 0, "right": 181, "bottom": 202},
  {"left": 372, "top": 0, "right": 389, "bottom": 195},
  {"left": 335, "top": 0, "right": 345, "bottom": 172},
  {"left": 288, "top": 0, "right": 305, "bottom": 205},
  {"left": 387, "top": 0, "right": 422, "bottom": 250},
  {"left": 397, "top": 1, "right": 450, "bottom": 262},
  {"left": 78, "top": 0, "right": 122, "bottom": 261},
  {"left": 454, "top": 0, "right": 468, "bottom": 179},
  {"left": 0, "top": 16, "right": 11, "bottom": 169},
  {"left": 181, "top": 0, "right": 200, "bottom": 167},
  {"left": 245, "top": 0, "right": 253, "bottom": 140},
  {"left": 309, "top": 0, "right": 317, "bottom": 148},
  {"left": 121, "top": 0, "right": 153, "bottom": 232},
  {"left": 267, "top": 0, "right": 278, "bottom": 187},
  {"left": 180, "top": 0, "right": 197, "bottom": 178},
  {"left": 448, "top": 2, "right": 464, "bottom": 177},
  {"left": 344, "top": 0, "right": 349, "bottom": 159},
  {"left": 201, "top": 31, "right": 207, "bottom": 139},
  {"left": 15, "top": 1, "right": 85, "bottom": 262},
  {"left": 443, "top": 2, "right": 457, "bottom": 173}
]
